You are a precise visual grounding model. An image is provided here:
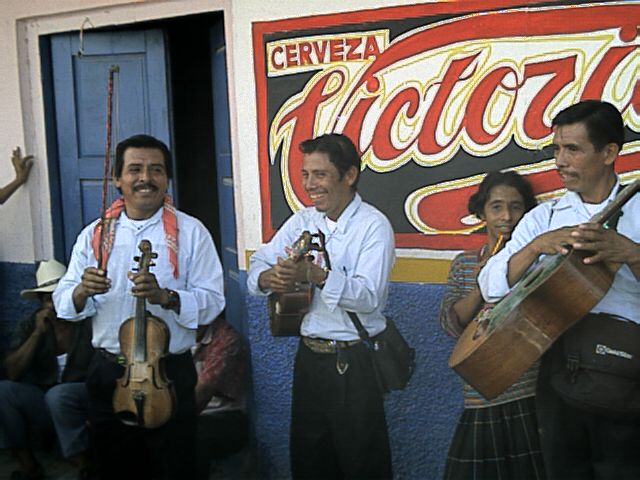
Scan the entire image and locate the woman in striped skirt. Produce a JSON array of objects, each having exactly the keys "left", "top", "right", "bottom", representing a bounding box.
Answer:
[{"left": 439, "top": 171, "right": 546, "bottom": 479}]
